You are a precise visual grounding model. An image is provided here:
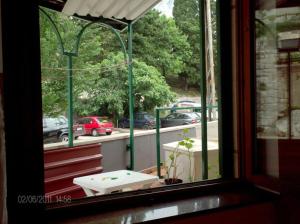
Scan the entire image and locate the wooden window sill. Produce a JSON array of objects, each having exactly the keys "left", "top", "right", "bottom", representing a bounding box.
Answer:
[{"left": 46, "top": 180, "right": 279, "bottom": 223}]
